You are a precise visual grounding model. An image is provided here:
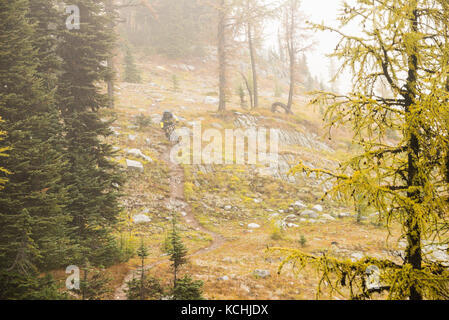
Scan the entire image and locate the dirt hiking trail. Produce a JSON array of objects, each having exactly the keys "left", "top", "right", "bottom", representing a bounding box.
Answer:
[{"left": 114, "top": 142, "right": 225, "bottom": 300}]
